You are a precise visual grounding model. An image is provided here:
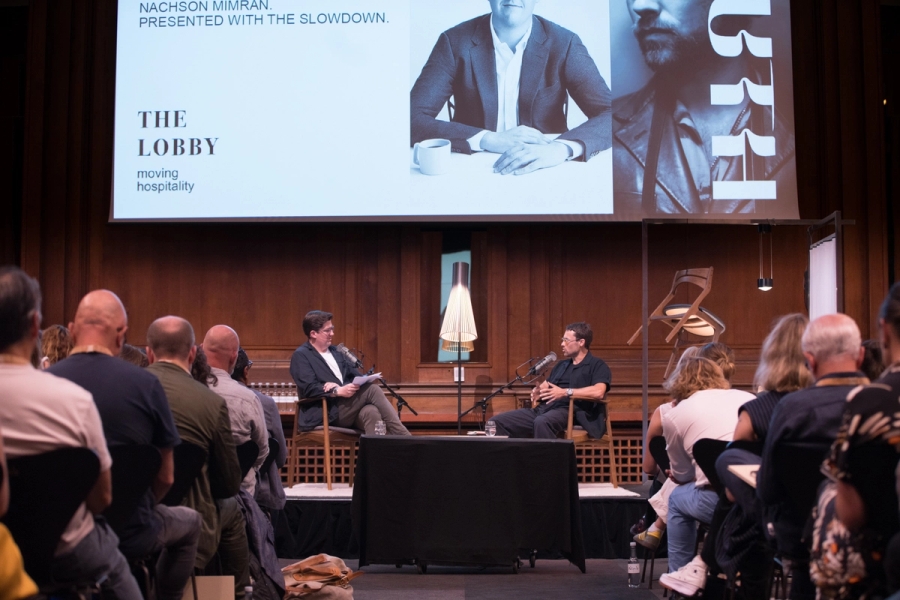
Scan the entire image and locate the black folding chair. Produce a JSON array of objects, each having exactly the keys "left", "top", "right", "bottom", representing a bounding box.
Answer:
[
  {"left": 641, "top": 435, "right": 671, "bottom": 589},
  {"left": 236, "top": 440, "right": 259, "bottom": 480},
  {"left": 162, "top": 441, "right": 208, "bottom": 507},
  {"left": 2, "top": 447, "right": 100, "bottom": 585},
  {"left": 104, "top": 444, "right": 162, "bottom": 532},
  {"left": 260, "top": 437, "right": 279, "bottom": 475},
  {"left": 726, "top": 439, "right": 764, "bottom": 456}
]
